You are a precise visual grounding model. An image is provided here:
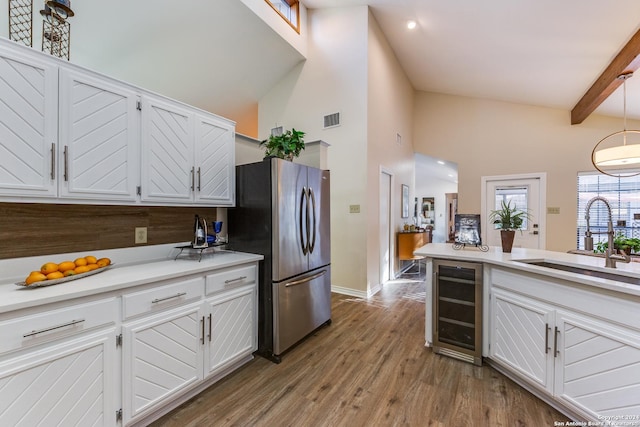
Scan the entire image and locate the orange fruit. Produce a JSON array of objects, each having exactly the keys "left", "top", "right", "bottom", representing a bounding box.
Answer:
[
  {"left": 58, "top": 261, "right": 76, "bottom": 272},
  {"left": 25, "top": 272, "right": 47, "bottom": 285},
  {"left": 74, "top": 257, "right": 88, "bottom": 267},
  {"left": 85, "top": 255, "right": 97, "bottom": 264},
  {"left": 87, "top": 263, "right": 99, "bottom": 271},
  {"left": 97, "top": 258, "right": 111, "bottom": 268},
  {"left": 63, "top": 270, "right": 76, "bottom": 277},
  {"left": 46, "top": 271, "right": 64, "bottom": 280},
  {"left": 74, "top": 265, "right": 90, "bottom": 274},
  {"left": 41, "top": 262, "right": 59, "bottom": 274}
]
